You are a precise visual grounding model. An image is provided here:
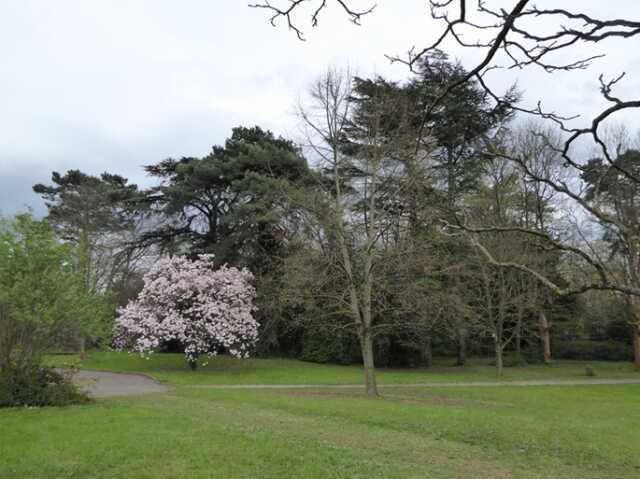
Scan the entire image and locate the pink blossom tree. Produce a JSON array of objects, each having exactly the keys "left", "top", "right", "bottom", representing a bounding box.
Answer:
[{"left": 114, "top": 254, "right": 258, "bottom": 370}]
